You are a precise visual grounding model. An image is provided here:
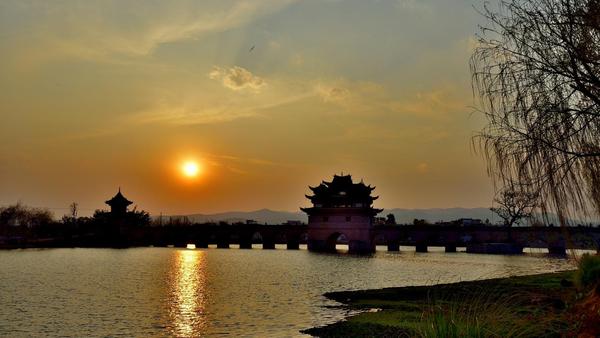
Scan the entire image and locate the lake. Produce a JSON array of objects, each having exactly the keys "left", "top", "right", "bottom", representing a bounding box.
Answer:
[{"left": 0, "top": 247, "right": 577, "bottom": 337}]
